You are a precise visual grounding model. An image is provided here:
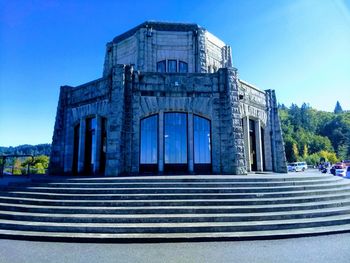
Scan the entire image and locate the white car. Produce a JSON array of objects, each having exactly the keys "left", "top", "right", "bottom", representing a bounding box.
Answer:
[
  {"left": 335, "top": 168, "right": 347, "bottom": 177},
  {"left": 288, "top": 162, "right": 307, "bottom": 172}
]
